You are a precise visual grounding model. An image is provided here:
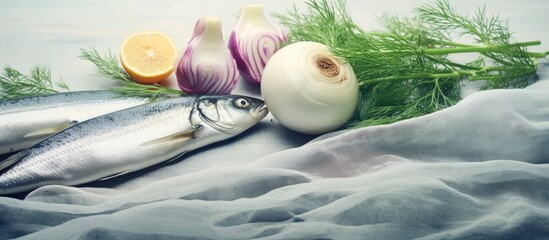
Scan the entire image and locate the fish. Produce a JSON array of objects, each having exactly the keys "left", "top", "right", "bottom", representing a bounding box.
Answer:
[
  {"left": 0, "top": 91, "right": 152, "bottom": 155},
  {"left": 0, "top": 95, "right": 268, "bottom": 195}
]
